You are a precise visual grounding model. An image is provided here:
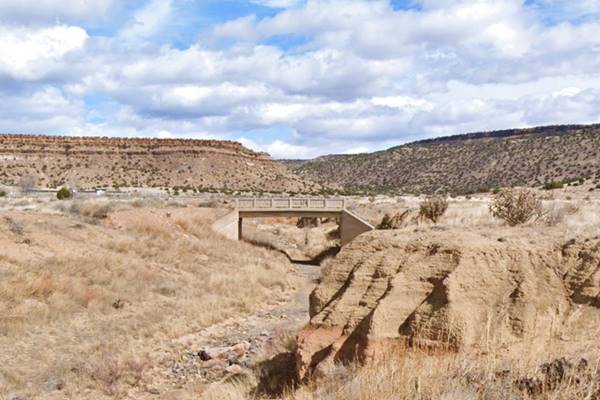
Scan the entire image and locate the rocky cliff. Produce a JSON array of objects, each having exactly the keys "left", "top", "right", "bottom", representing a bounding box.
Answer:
[{"left": 0, "top": 134, "right": 320, "bottom": 192}]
